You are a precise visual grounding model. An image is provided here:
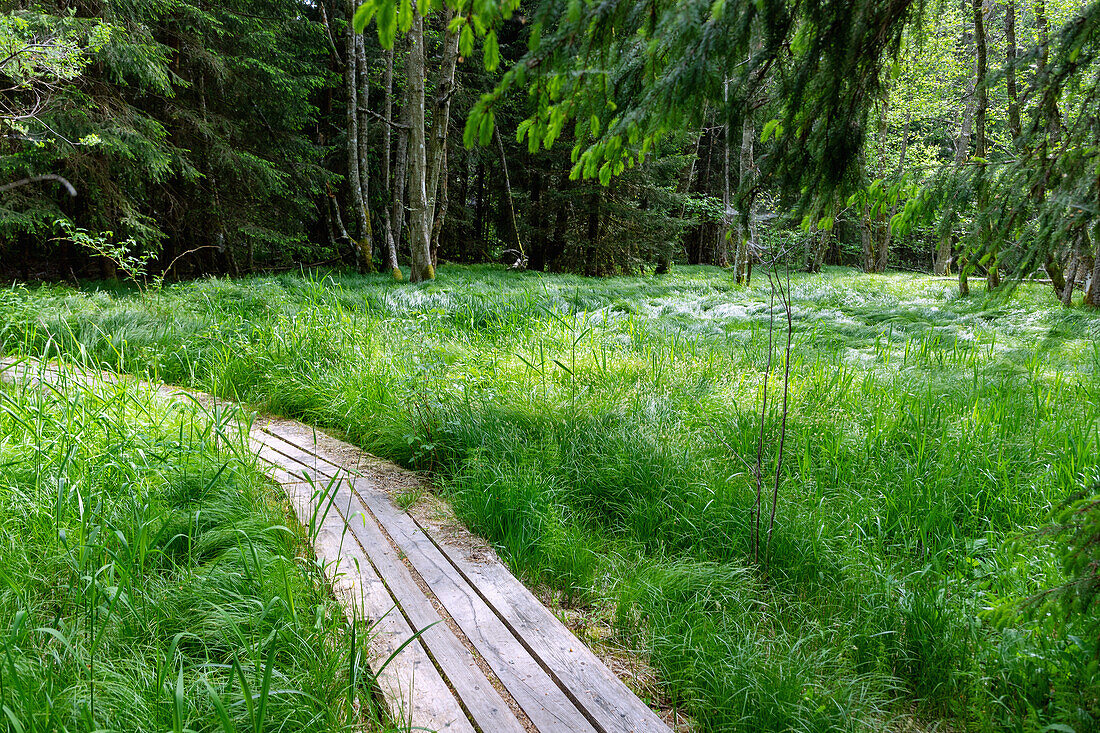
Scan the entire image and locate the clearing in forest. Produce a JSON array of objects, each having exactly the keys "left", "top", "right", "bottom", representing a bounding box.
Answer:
[{"left": 2, "top": 265, "right": 1099, "bottom": 732}]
